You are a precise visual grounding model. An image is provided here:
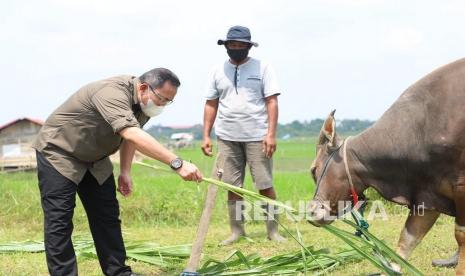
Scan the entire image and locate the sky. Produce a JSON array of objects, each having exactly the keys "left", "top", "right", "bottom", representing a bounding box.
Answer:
[{"left": 1, "top": 0, "right": 465, "bottom": 128}]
